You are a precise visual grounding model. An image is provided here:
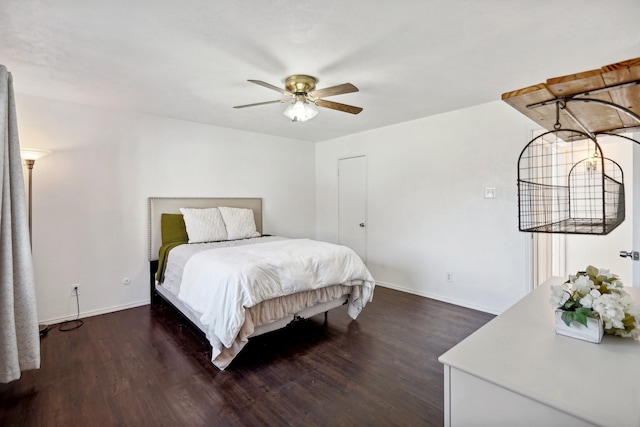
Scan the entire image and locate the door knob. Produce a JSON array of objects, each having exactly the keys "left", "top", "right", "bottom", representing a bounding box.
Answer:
[
  {"left": 359, "top": 223, "right": 365, "bottom": 228},
  {"left": 620, "top": 250, "right": 640, "bottom": 261}
]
